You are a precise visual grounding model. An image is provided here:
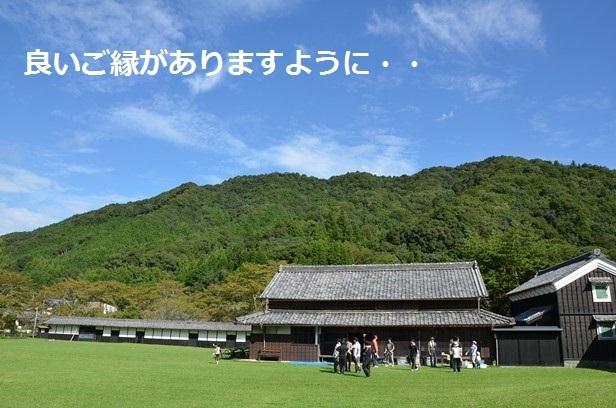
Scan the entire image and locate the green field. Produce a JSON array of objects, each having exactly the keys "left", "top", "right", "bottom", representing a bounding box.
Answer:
[{"left": 1, "top": 339, "right": 614, "bottom": 407}]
